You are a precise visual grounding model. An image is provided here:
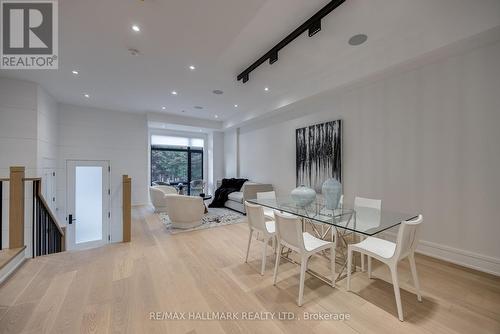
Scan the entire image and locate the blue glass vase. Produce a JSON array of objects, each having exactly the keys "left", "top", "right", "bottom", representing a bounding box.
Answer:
[
  {"left": 322, "top": 178, "right": 342, "bottom": 210},
  {"left": 290, "top": 185, "right": 316, "bottom": 207}
]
